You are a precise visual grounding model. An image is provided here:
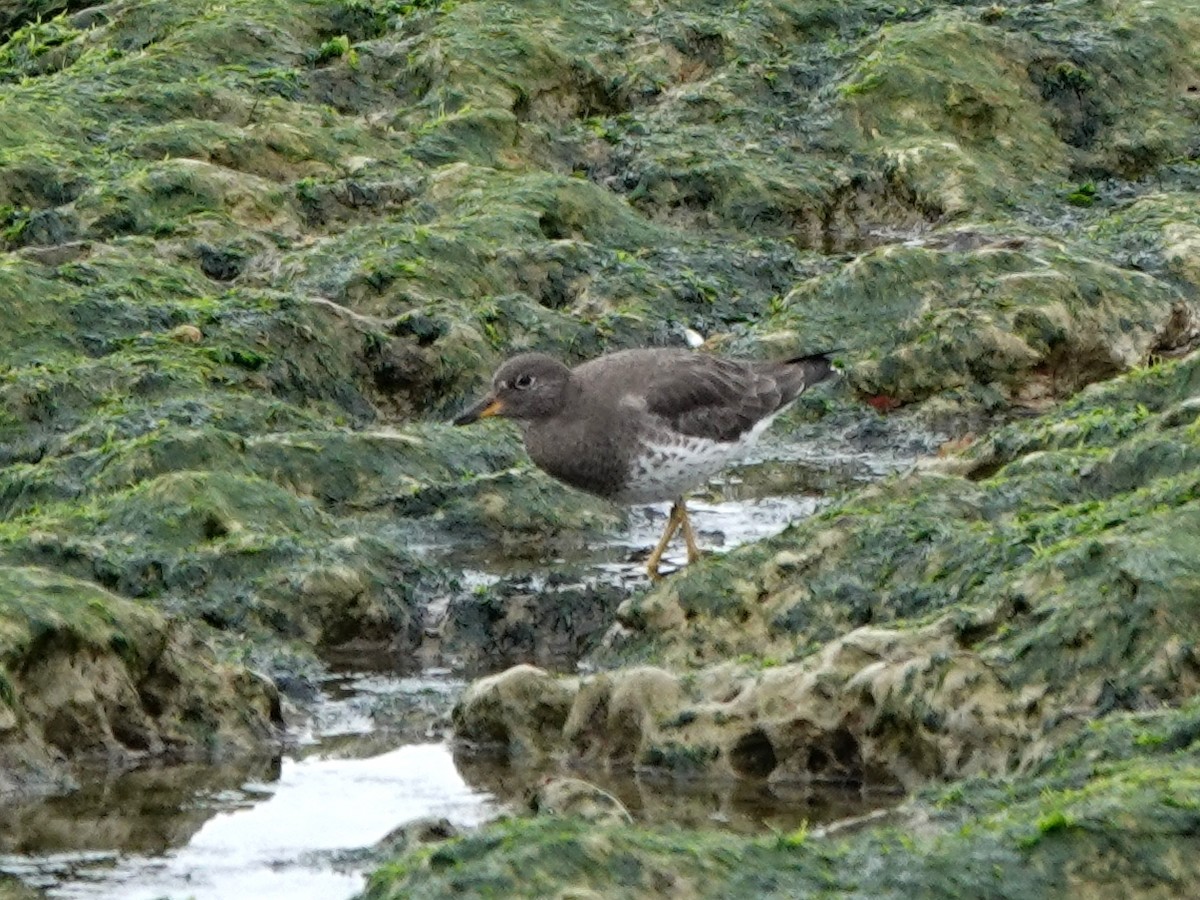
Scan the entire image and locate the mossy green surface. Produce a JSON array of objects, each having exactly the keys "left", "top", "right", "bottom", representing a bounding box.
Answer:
[
  {"left": 0, "top": 563, "right": 277, "bottom": 796},
  {"left": 0, "top": 564, "right": 162, "bottom": 667},
  {"left": 549, "top": 353, "right": 1197, "bottom": 783},
  {"left": 0, "top": 424, "right": 615, "bottom": 651},
  {"left": 0, "top": 872, "right": 42, "bottom": 900}
]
